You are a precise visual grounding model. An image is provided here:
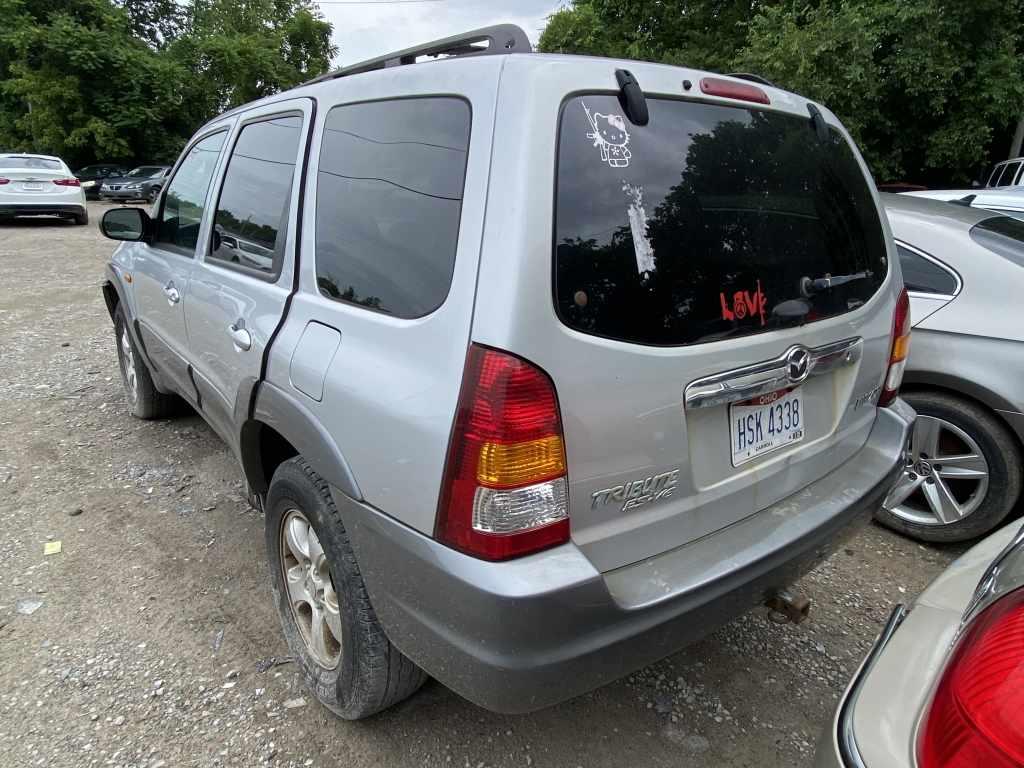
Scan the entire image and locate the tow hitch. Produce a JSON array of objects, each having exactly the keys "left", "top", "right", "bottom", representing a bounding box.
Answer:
[{"left": 765, "top": 590, "right": 811, "bottom": 624}]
